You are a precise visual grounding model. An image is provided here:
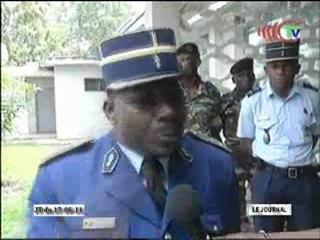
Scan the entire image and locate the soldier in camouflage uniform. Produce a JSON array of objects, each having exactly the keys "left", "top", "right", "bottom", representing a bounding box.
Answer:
[
  {"left": 221, "top": 57, "right": 256, "bottom": 225},
  {"left": 177, "top": 42, "right": 222, "bottom": 142}
]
